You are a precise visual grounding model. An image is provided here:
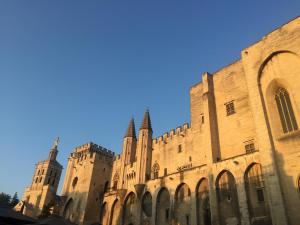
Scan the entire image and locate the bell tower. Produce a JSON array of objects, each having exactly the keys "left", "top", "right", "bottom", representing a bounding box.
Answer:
[{"left": 19, "top": 138, "right": 63, "bottom": 218}]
